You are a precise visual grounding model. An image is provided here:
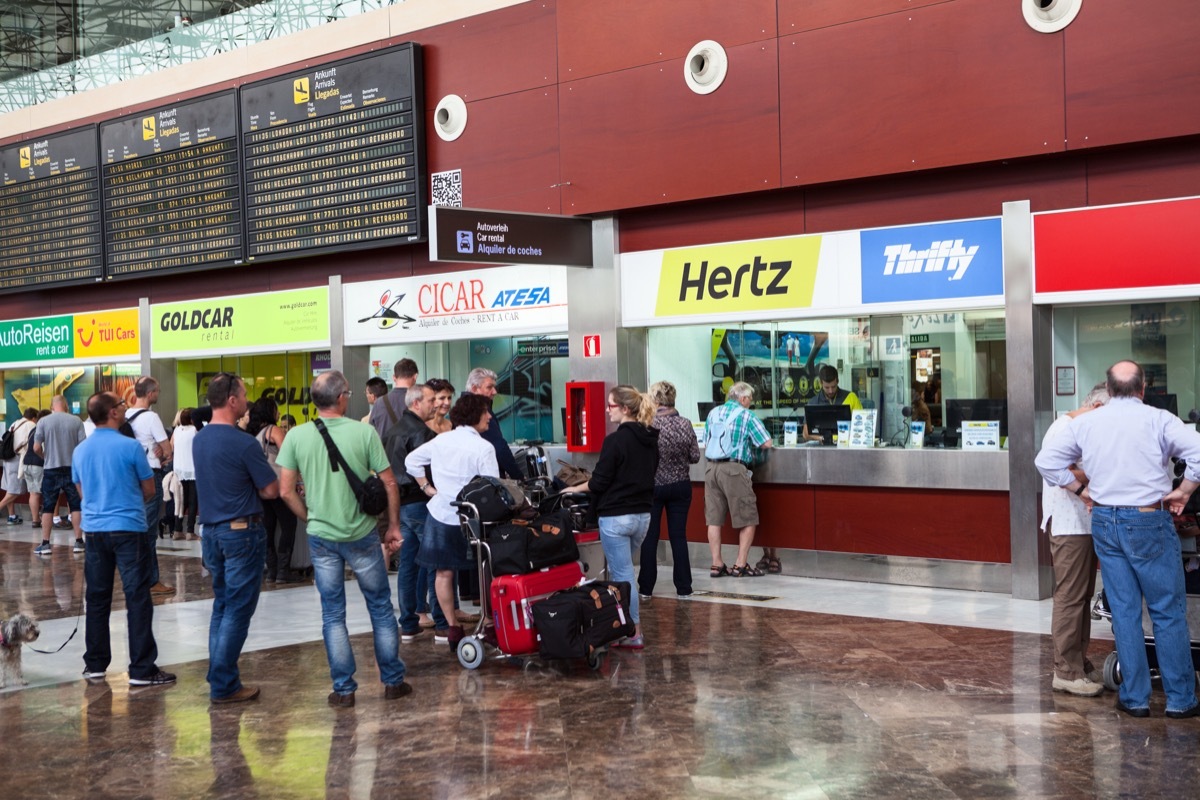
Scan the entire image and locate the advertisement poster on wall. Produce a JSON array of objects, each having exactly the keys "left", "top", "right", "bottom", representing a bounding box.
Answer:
[{"left": 711, "top": 328, "right": 829, "bottom": 409}]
